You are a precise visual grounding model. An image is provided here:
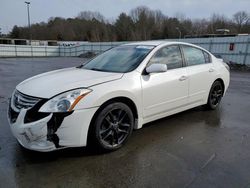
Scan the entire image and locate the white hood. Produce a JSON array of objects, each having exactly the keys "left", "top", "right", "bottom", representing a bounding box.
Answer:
[{"left": 16, "top": 67, "right": 123, "bottom": 98}]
